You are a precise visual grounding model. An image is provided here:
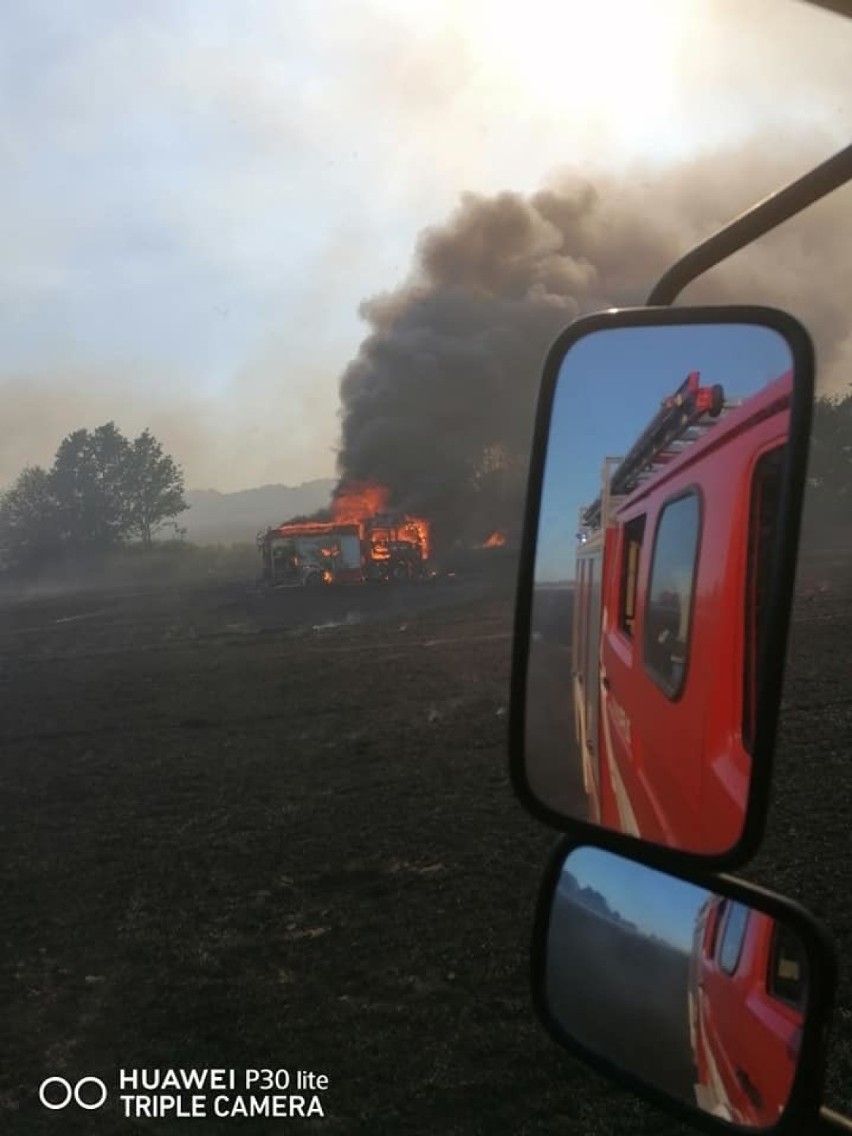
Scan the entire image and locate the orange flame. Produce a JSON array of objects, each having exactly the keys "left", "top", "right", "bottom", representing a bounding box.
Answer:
[
  {"left": 368, "top": 516, "right": 431, "bottom": 562},
  {"left": 332, "top": 482, "right": 389, "bottom": 524},
  {"left": 272, "top": 519, "right": 350, "bottom": 538},
  {"left": 483, "top": 531, "right": 507, "bottom": 548}
]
